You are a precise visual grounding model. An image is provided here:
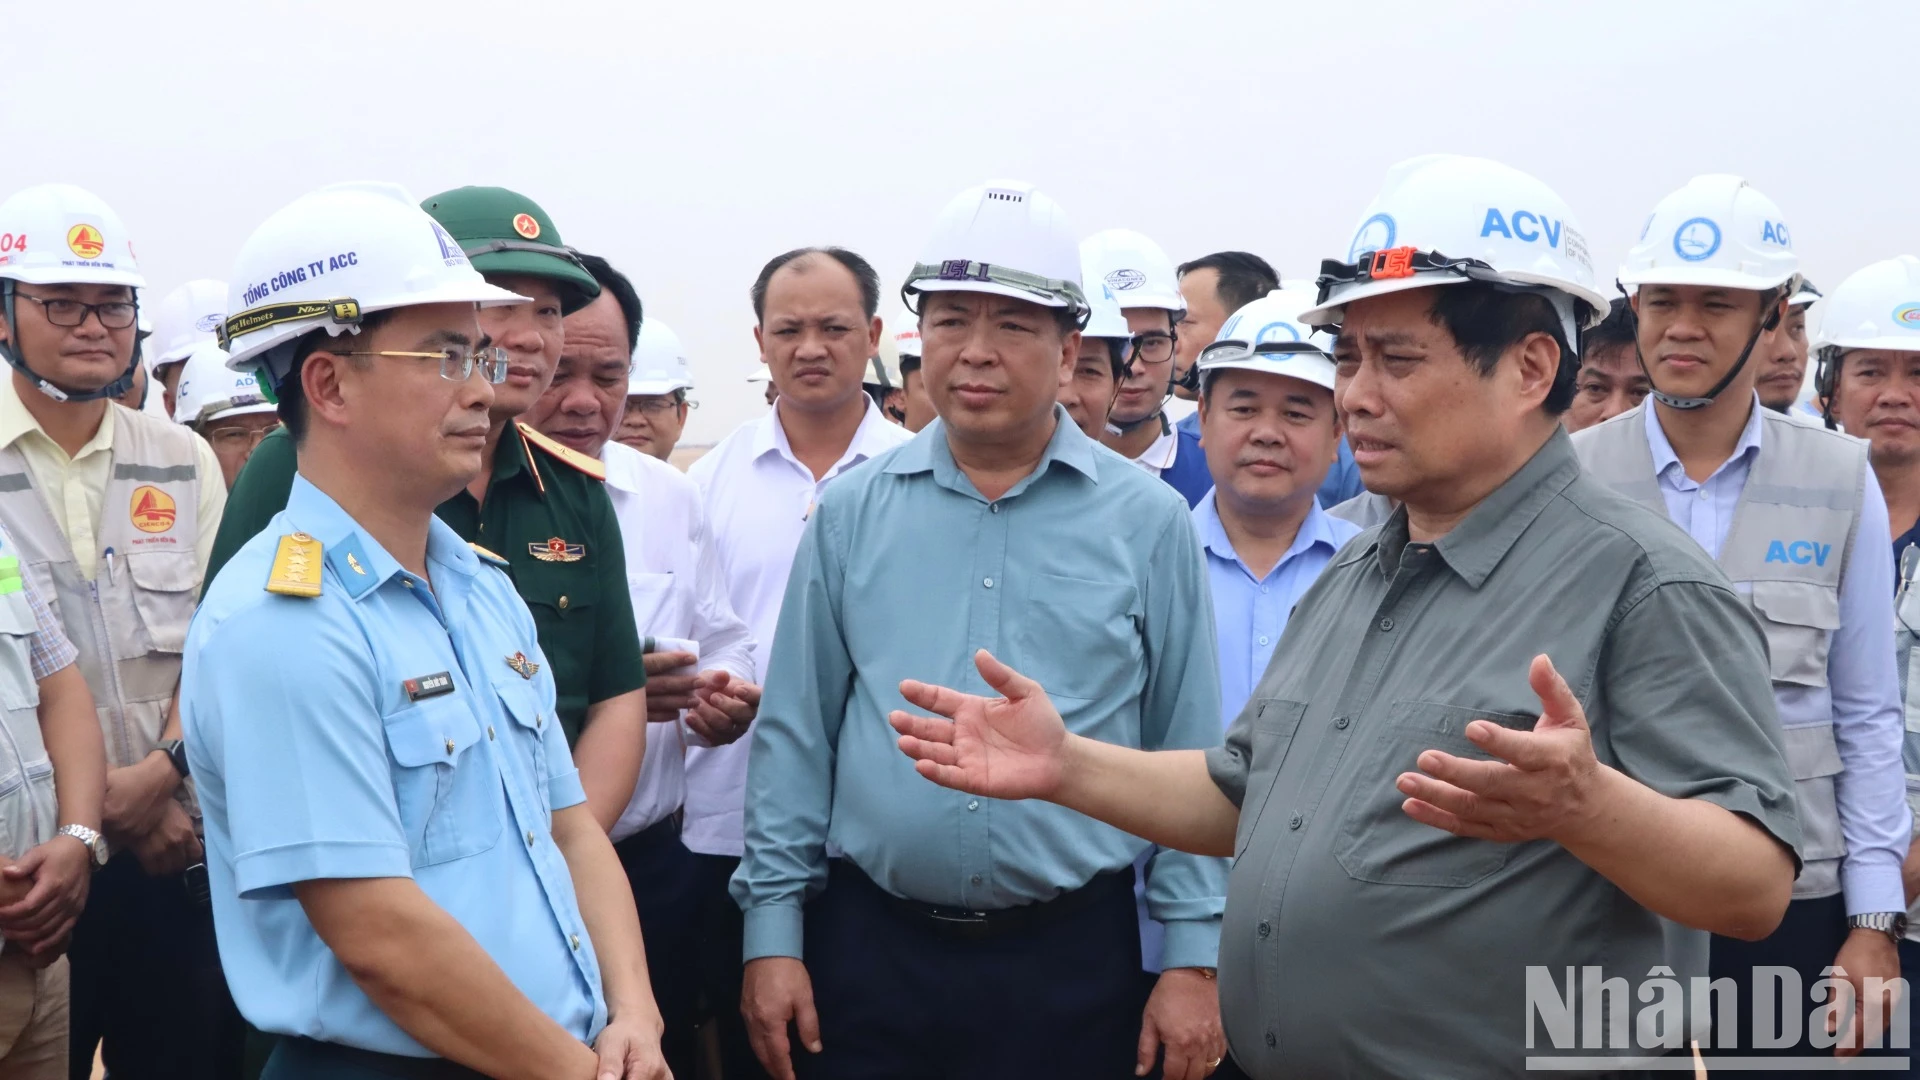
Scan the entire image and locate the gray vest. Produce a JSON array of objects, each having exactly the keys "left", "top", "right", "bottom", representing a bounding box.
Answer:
[
  {"left": 1894, "top": 547, "right": 1920, "bottom": 941},
  {"left": 1575, "top": 404, "right": 1864, "bottom": 900},
  {"left": 0, "top": 405, "right": 203, "bottom": 770},
  {"left": 0, "top": 548, "right": 56, "bottom": 859}
]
